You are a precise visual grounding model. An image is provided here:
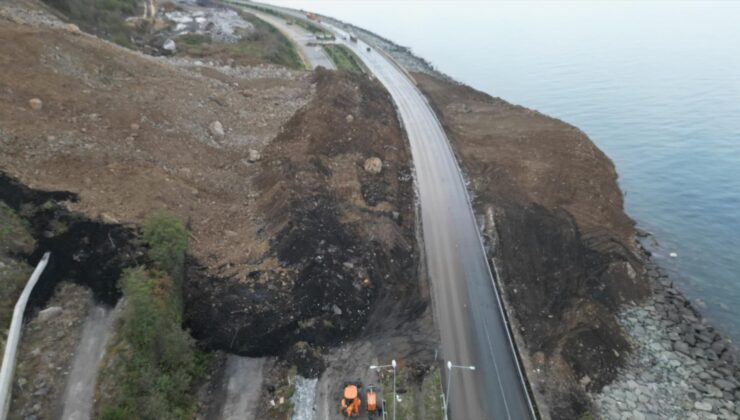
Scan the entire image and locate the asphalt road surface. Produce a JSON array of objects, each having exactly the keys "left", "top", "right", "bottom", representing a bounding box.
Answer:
[{"left": 324, "top": 26, "right": 537, "bottom": 420}]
